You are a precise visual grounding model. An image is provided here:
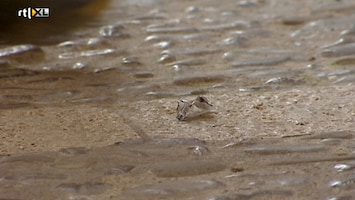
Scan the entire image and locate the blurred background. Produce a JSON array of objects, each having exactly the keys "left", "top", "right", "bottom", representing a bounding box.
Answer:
[{"left": 0, "top": 0, "right": 109, "bottom": 44}]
